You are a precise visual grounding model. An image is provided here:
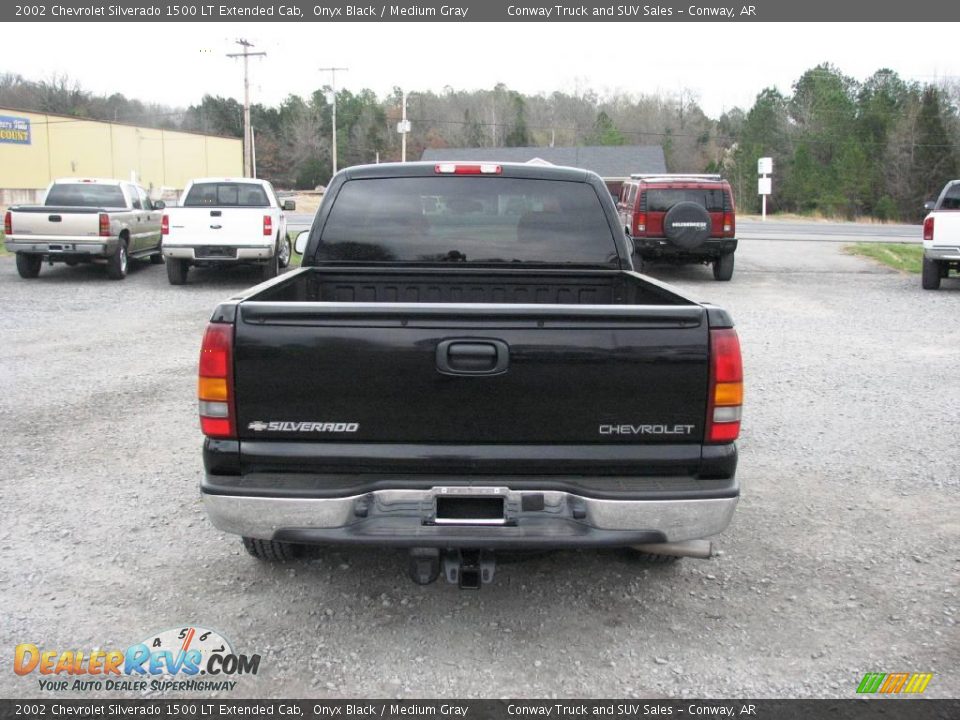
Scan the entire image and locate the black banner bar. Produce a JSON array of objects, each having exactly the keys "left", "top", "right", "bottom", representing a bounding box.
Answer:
[
  {"left": 1, "top": 700, "right": 959, "bottom": 720},
  {"left": 5, "top": 0, "right": 960, "bottom": 23}
]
